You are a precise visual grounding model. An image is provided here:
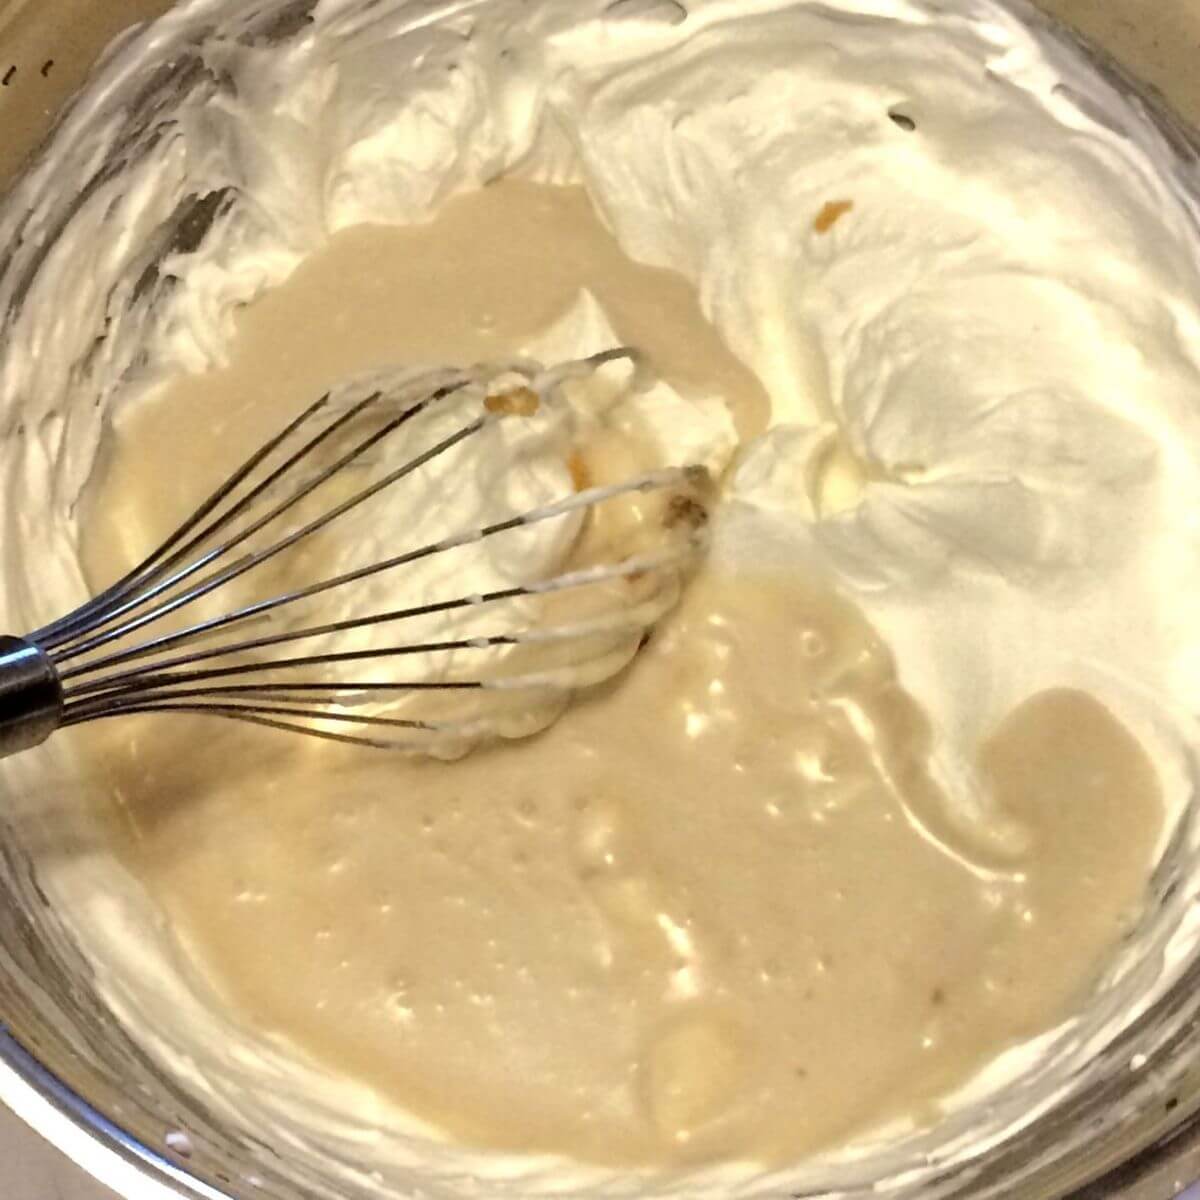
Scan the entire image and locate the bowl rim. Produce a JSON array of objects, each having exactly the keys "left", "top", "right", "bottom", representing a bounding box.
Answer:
[
  {"left": 5, "top": 1, "right": 1200, "bottom": 1198},
  {"left": 0, "top": 1027, "right": 231, "bottom": 1200}
]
